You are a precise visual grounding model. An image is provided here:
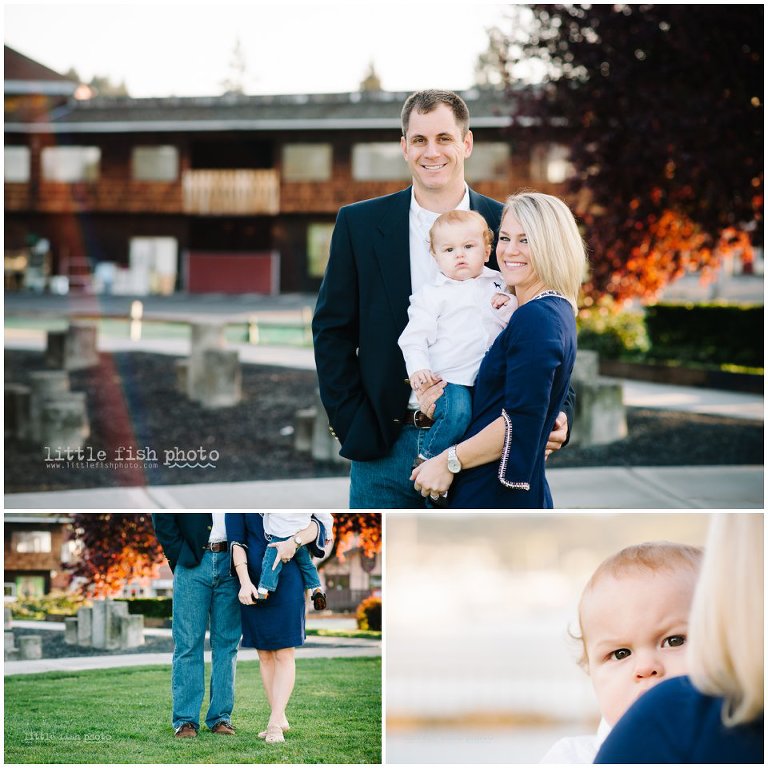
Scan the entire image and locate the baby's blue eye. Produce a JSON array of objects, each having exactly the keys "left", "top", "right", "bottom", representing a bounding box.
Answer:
[{"left": 611, "top": 648, "right": 631, "bottom": 660}]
